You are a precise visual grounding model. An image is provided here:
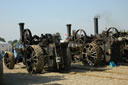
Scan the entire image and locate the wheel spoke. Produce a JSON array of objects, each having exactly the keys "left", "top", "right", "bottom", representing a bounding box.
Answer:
[
  {"left": 87, "top": 59, "right": 94, "bottom": 66},
  {"left": 6, "top": 63, "right": 10, "bottom": 67},
  {"left": 82, "top": 43, "right": 102, "bottom": 66},
  {"left": 82, "top": 52, "right": 86, "bottom": 55},
  {"left": 26, "top": 58, "right": 31, "bottom": 62},
  {"left": 26, "top": 45, "right": 44, "bottom": 73},
  {"left": 75, "top": 29, "right": 86, "bottom": 44}
]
